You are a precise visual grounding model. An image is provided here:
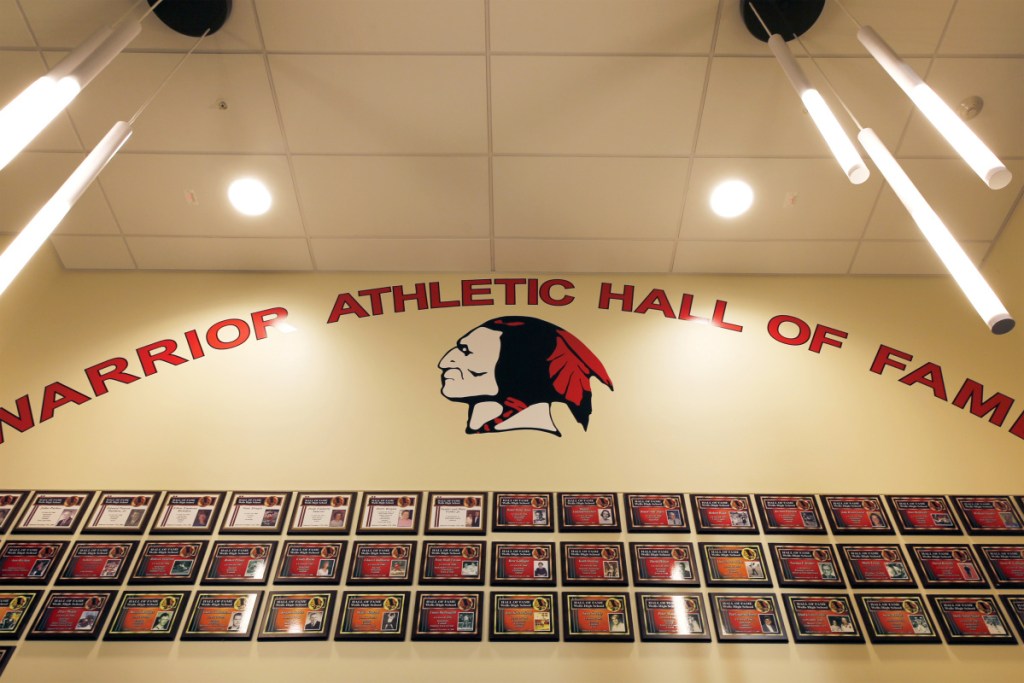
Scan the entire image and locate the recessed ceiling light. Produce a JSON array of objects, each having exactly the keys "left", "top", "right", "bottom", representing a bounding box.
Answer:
[
  {"left": 228, "top": 178, "right": 272, "bottom": 216},
  {"left": 710, "top": 180, "right": 754, "bottom": 218}
]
